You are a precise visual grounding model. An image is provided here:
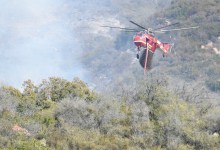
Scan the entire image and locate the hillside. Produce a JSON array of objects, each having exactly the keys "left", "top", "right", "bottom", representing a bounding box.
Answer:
[
  {"left": 0, "top": 77, "right": 220, "bottom": 149},
  {"left": 79, "top": 0, "right": 220, "bottom": 100},
  {"left": 151, "top": 0, "right": 220, "bottom": 101}
]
